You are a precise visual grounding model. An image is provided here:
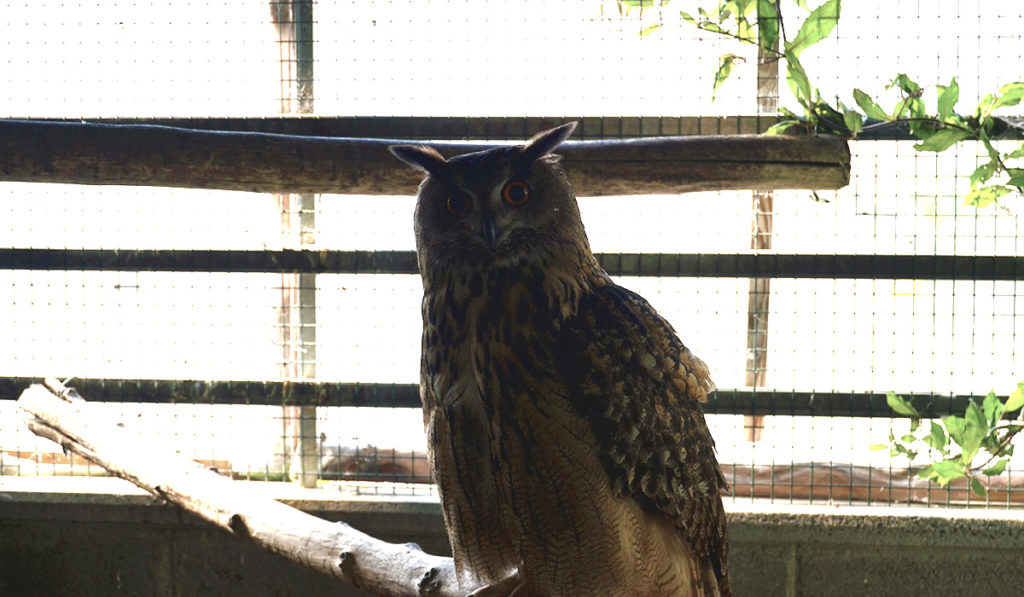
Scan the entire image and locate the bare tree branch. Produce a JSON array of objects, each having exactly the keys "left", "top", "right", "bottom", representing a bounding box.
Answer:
[{"left": 17, "top": 378, "right": 486, "bottom": 597}]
